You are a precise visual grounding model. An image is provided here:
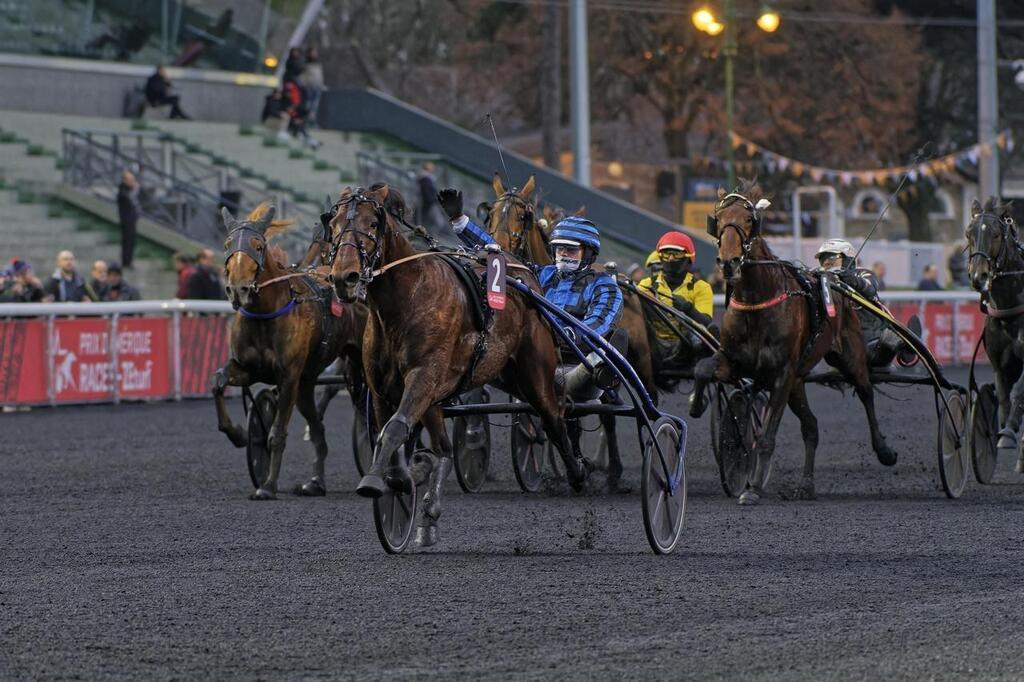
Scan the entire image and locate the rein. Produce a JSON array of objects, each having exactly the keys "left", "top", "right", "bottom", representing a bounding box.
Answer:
[
  {"left": 370, "top": 250, "right": 534, "bottom": 277},
  {"left": 728, "top": 291, "right": 799, "bottom": 312}
]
